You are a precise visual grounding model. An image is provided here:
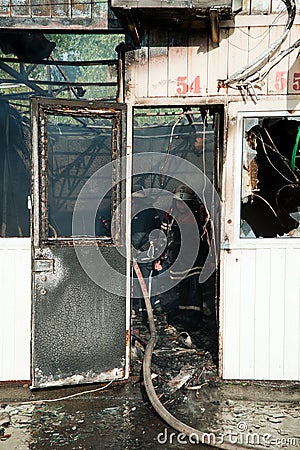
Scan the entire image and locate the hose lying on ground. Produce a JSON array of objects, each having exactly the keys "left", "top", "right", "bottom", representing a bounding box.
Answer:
[{"left": 133, "top": 259, "right": 269, "bottom": 450}]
